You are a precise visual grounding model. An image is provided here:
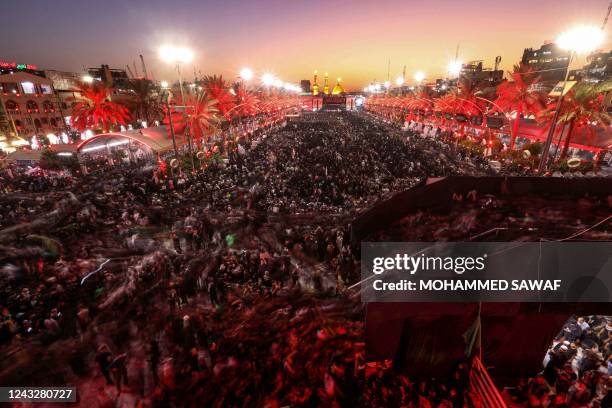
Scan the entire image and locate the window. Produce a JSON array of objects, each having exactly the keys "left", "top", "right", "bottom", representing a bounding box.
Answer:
[
  {"left": 40, "top": 84, "right": 53, "bottom": 94},
  {"left": 42, "top": 100, "right": 55, "bottom": 112},
  {"left": 5, "top": 100, "right": 19, "bottom": 113},
  {"left": 26, "top": 100, "right": 39, "bottom": 112},
  {"left": 1, "top": 82, "right": 19, "bottom": 94},
  {"left": 21, "top": 81, "right": 36, "bottom": 94}
]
